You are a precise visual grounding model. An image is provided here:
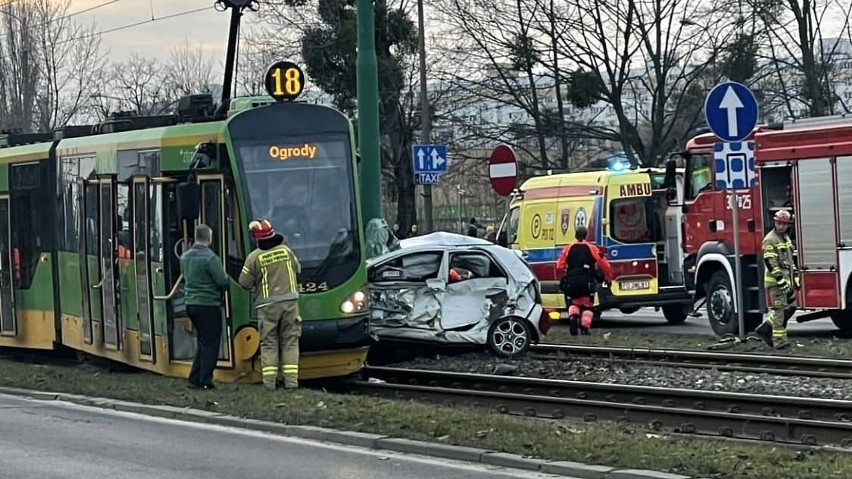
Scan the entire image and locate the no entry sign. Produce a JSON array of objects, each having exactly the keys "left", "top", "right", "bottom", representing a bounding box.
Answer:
[{"left": 489, "top": 144, "right": 517, "bottom": 196}]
